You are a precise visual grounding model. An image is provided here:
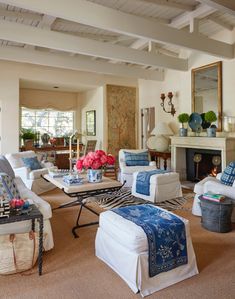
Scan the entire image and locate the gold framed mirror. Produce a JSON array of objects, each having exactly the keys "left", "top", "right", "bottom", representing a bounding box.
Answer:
[{"left": 191, "top": 61, "right": 222, "bottom": 131}]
